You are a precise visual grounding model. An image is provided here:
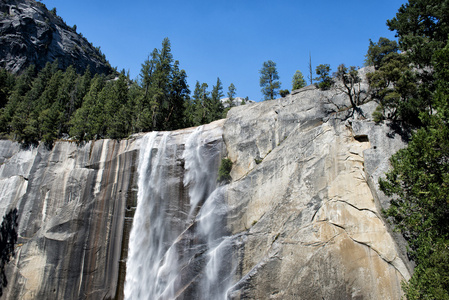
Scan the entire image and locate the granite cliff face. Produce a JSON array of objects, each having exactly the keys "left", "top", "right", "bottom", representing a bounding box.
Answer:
[
  {"left": 0, "top": 0, "right": 113, "bottom": 74},
  {"left": 223, "top": 91, "right": 411, "bottom": 299},
  {"left": 0, "top": 138, "right": 139, "bottom": 299},
  {"left": 0, "top": 77, "right": 412, "bottom": 299}
]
